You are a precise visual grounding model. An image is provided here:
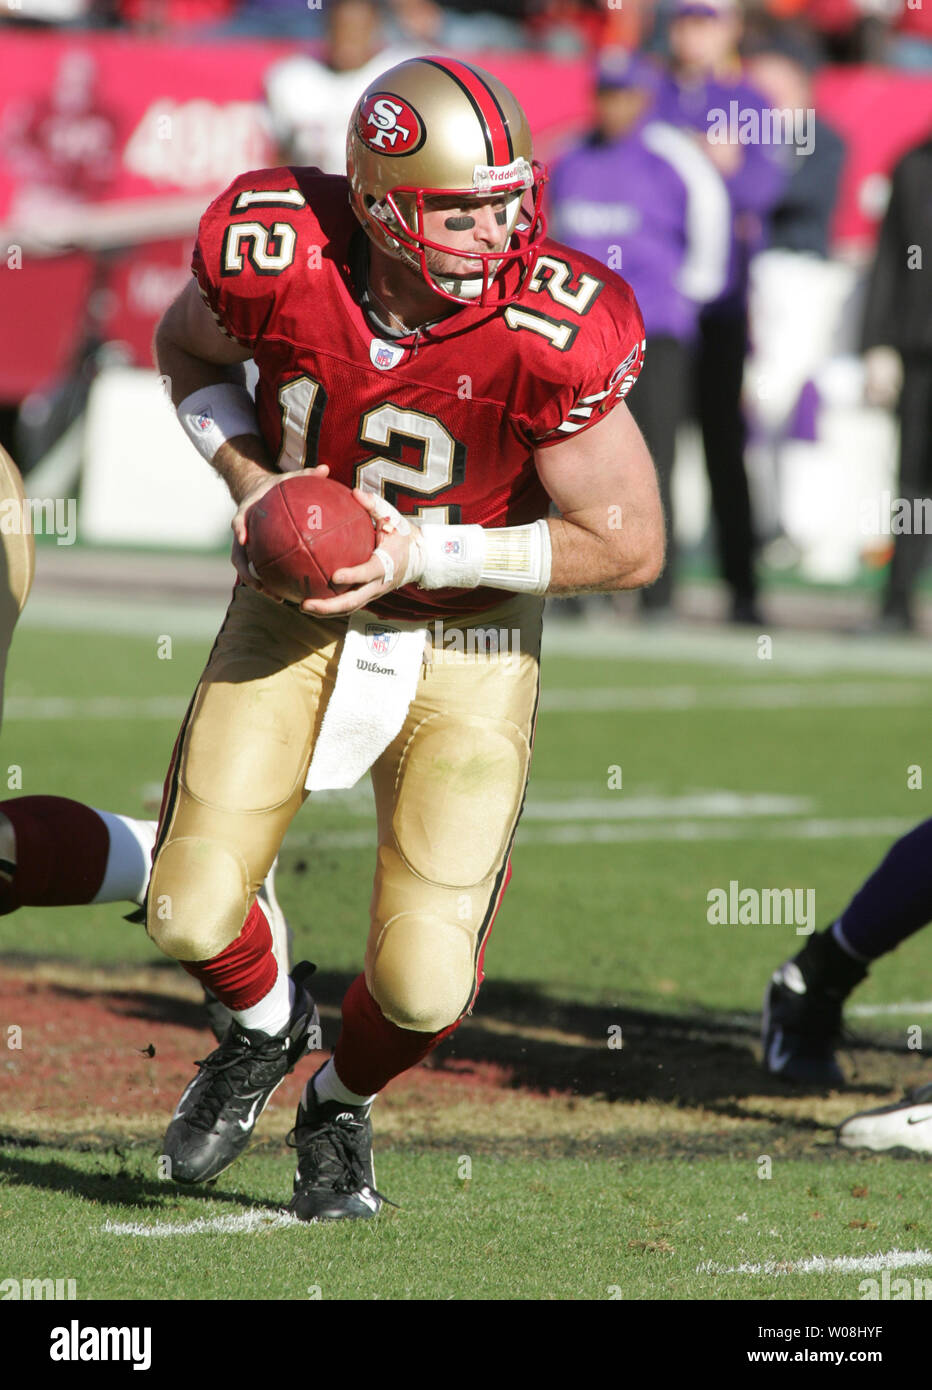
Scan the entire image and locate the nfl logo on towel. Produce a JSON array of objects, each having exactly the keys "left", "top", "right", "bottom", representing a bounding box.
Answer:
[{"left": 366, "top": 624, "right": 400, "bottom": 656}]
